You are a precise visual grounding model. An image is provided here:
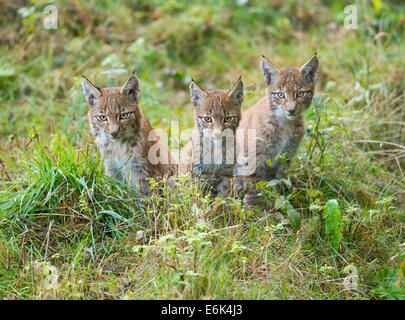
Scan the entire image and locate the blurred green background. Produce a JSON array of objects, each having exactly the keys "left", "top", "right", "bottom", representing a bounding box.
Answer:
[
  {"left": 0, "top": 0, "right": 404, "bottom": 299},
  {"left": 1, "top": 0, "right": 403, "bottom": 145}
]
